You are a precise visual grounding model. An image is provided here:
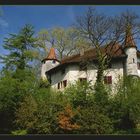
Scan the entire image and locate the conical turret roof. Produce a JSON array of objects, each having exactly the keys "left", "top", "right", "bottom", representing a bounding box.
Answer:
[
  {"left": 41, "top": 47, "right": 59, "bottom": 62},
  {"left": 47, "top": 47, "right": 57, "bottom": 60},
  {"left": 124, "top": 24, "right": 136, "bottom": 48}
]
